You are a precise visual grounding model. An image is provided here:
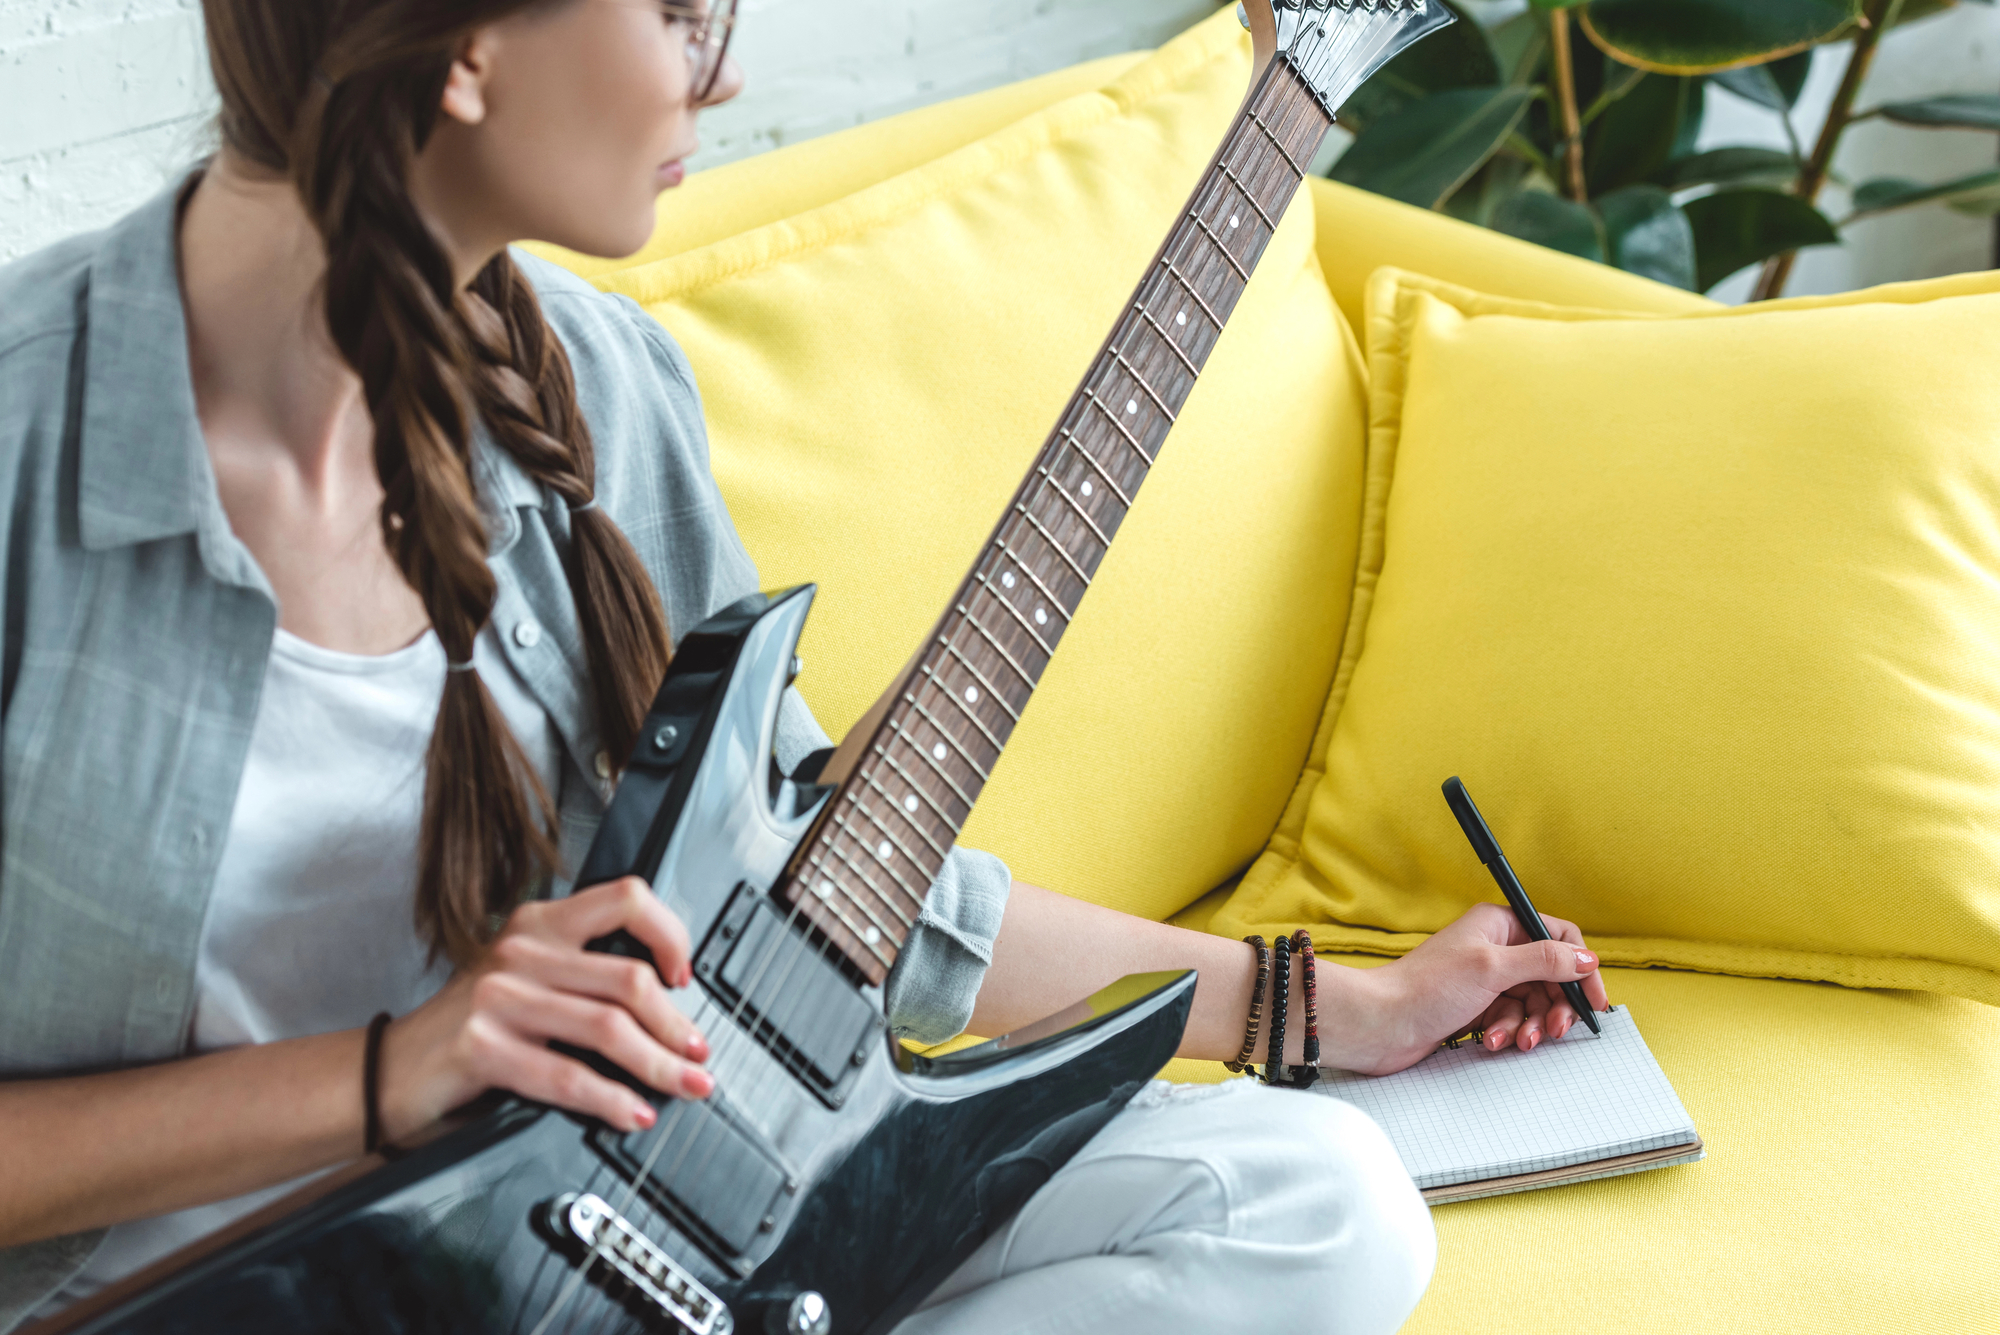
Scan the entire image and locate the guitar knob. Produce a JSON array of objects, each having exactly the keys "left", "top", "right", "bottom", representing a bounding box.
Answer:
[{"left": 766, "top": 1291, "right": 831, "bottom": 1335}]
